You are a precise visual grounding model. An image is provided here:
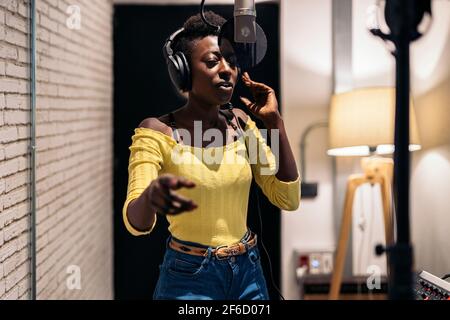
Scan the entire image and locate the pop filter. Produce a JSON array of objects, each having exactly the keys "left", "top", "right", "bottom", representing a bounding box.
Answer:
[{"left": 218, "top": 19, "right": 267, "bottom": 71}]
